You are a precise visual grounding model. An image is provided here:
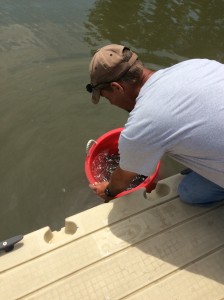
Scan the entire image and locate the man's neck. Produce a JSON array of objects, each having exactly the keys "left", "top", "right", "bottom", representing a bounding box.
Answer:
[
  {"left": 140, "top": 68, "right": 155, "bottom": 87},
  {"left": 124, "top": 68, "right": 155, "bottom": 112},
  {"left": 132, "top": 68, "right": 154, "bottom": 99}
]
